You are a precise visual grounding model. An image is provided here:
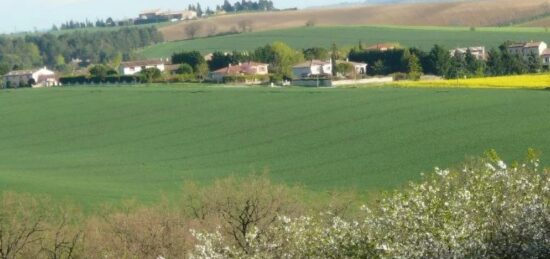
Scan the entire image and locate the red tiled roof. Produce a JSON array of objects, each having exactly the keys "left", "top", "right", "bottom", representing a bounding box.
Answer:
[{"left": 213, "top": 62, "right": 268, "bottom": 75}]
